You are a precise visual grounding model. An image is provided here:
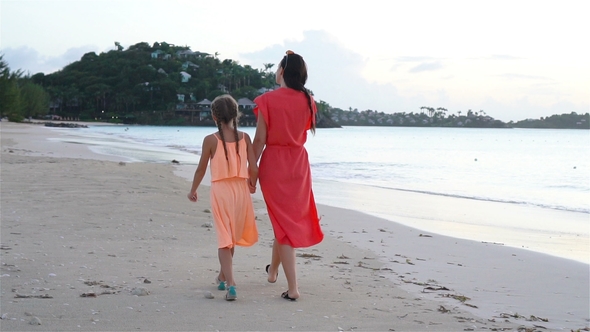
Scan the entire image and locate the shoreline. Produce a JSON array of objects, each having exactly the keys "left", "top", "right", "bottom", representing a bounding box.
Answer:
[
  {"left": 29, "top": 123, "right": 590, "bottom": 264},
  {"left": 311, "top": 178, "right": 589, "bottom": 265},
  {"left": 1, "top": 121, "right": 588, "bottom": 331}
]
